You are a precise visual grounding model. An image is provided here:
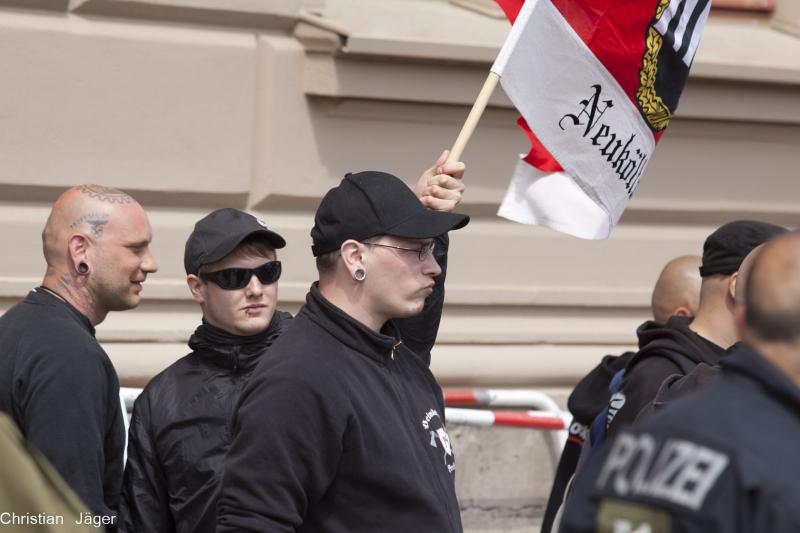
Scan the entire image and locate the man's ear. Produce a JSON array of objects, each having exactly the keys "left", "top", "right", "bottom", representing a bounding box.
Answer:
[
  {"left": 672, "top": 306, "right": 693, "bottom": 318},
  {"left": 339, "top": 240, "right": 366, "bottom": 279},
  {"left": 728, "top": 272, "right": 738, "bottom": 303},
  {"left": 186, "top": 275, "right": 205, "bottom": 304},
  {"left": 67, "top": 233, "right": 90, "bottom": 273}
]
